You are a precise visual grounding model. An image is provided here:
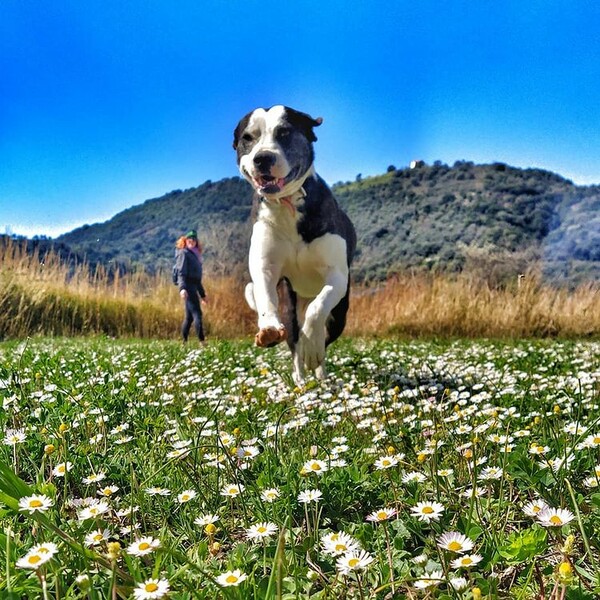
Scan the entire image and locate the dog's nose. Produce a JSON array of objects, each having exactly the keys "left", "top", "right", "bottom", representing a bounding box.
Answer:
[{"left": 253, "top": 152, "right": 276, "bottom": 172}]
